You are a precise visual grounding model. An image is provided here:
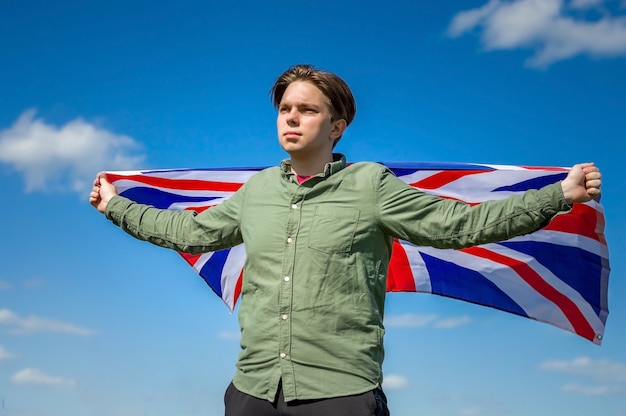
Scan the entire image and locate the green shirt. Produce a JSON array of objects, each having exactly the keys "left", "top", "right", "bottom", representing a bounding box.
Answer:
[{"left": 105, "top": 154, "right": 570, "bottom": 402}]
